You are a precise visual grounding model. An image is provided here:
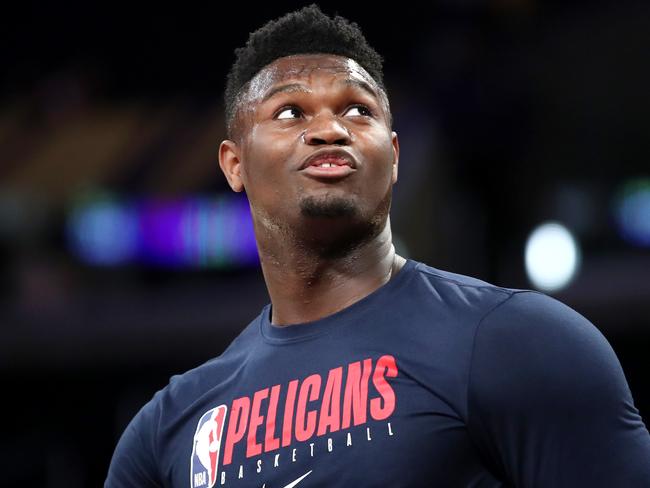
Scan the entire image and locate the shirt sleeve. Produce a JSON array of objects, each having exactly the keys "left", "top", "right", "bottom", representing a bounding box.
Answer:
[
  {"left": 467, "top": 290, "right": 650, "bottom": 487},
  {"left": 105, "top": 396, "right": 162, "bottom": 488}
]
